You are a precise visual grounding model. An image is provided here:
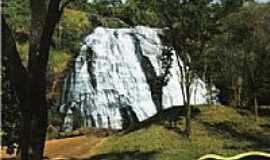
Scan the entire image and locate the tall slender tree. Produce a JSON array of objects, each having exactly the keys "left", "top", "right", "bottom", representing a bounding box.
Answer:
[
  {"left": 146, "top": 0, "right": 249, "bottom": 136},
  {"left": 149, "top": 0, "right": 217, "bottom": 137}
]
